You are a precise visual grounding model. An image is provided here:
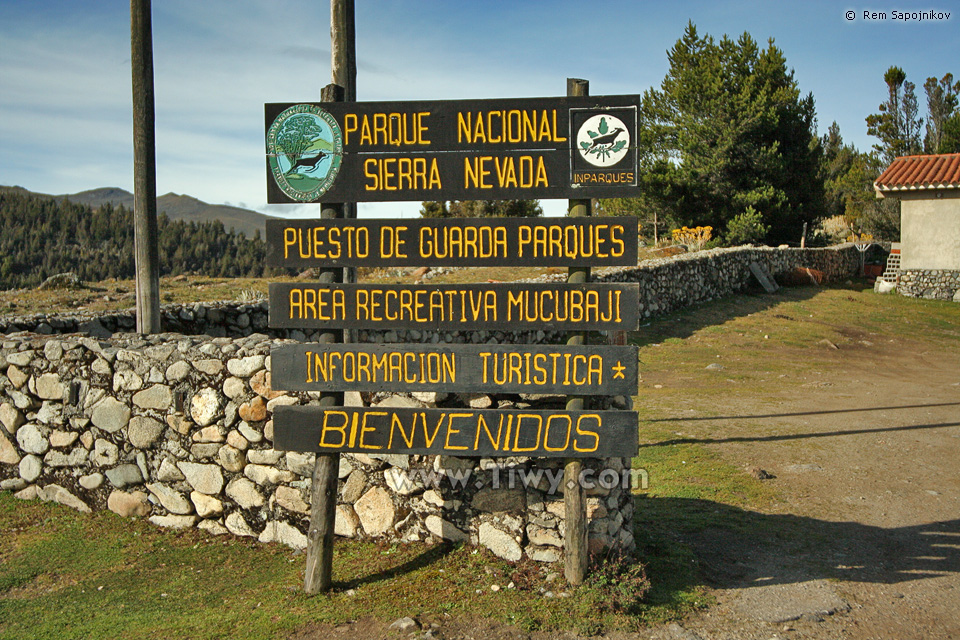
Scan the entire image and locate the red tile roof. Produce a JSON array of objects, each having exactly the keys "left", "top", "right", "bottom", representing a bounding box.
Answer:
[{"left": 875, "top": 153, "right": 960, "bottom": 191}]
